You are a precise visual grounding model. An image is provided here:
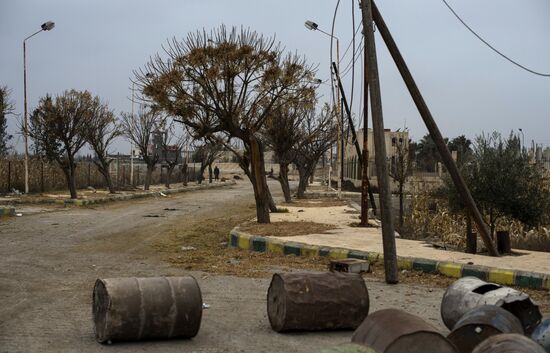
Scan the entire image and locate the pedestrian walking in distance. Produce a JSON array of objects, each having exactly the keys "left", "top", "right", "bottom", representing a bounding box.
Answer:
[{"left": 214, "top": 166, "right": 220, "bottom": 181}]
